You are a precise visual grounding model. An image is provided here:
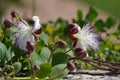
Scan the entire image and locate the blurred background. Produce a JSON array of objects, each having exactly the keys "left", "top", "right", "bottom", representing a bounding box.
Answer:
[{"left": 1, "top": 0, "right": 120, "bottom": 23}]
